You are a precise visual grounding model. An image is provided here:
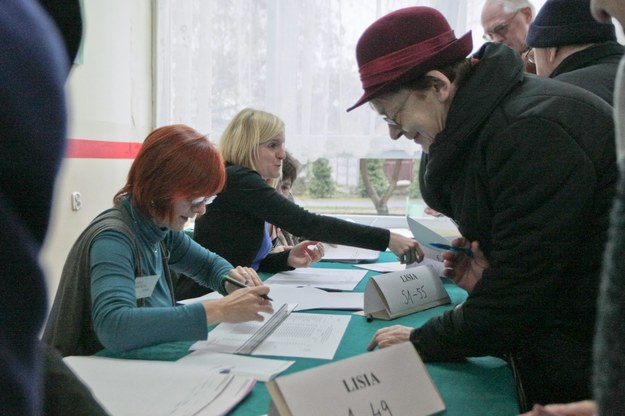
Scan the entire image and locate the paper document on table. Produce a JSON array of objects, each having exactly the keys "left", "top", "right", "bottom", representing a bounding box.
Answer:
[
  {"left": 353, "top": 261, "right": 406, "bottom": 273},
  {"left": 354, "top": 258, "right": 445, "bottom": 277},
  {"left": 178, "top": 285, "right": 363, "bottom": 312},
  {"left": 267, "top": 284, "right": 363, "bottom": 311},
  {"left": 264, "top": 267, "right": 367, "bottom": 291},
  {"left": 177, "top": 350, "right": 294, "bottom": 382},
  {"left": 191, "top": 312, "right": 351, "bottom": 360},
  {"left": 177, "top": 291, "right": 222, "bottom": 305},
  {"left": 63, "top": 355, "right": 255, "bottom": 416}
]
